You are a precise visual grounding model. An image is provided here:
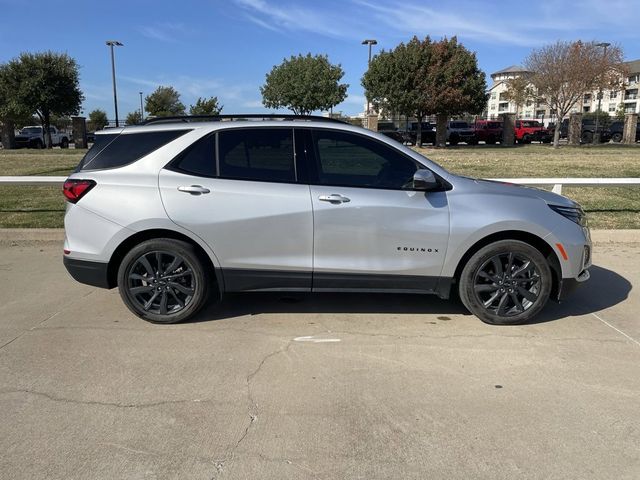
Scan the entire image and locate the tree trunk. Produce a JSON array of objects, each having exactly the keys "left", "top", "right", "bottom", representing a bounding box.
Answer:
[
  {"left": 44, "top": 111, "right": 53, "bottom": 148},
  {"left": 553, "top": 123, "right": 561, "bottom": 149},
  {"left": 416, "top": 114, "right": 423, "bottom": 147},
  {"left": 1, "top": 119, "right": 16, "bottom": 149},
  {"left": 435, "top": 114, "right": 447, "bottom": 147}
]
